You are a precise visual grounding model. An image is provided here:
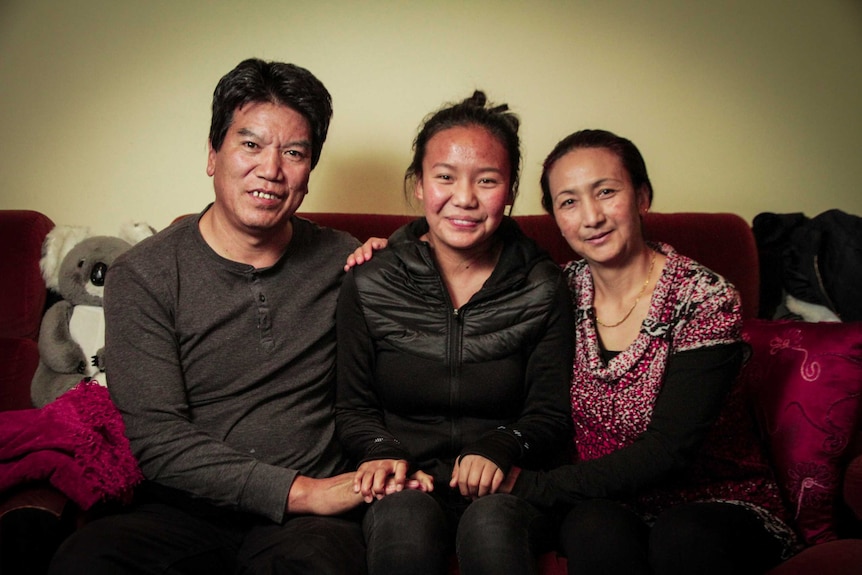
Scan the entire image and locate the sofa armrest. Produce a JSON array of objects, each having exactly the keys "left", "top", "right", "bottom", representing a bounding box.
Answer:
[
  {"left": 0, "top": 338, "right": 40, "bottom": 411},
  {"left": 0, "top": 483, "right": 70, "bottom": 522},
  {"left": 0, "top": 210, "right": 54, "bottom": 341},
  {"left": 0, "top": 483, "right": 73, "bottom": 574}
]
